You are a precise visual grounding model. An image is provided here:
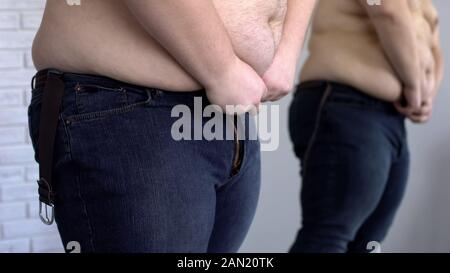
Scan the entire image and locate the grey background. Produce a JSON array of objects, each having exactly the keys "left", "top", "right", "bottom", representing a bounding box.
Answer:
[{"left": 241, "top": 0, "right": 450, "bottom": 253}]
